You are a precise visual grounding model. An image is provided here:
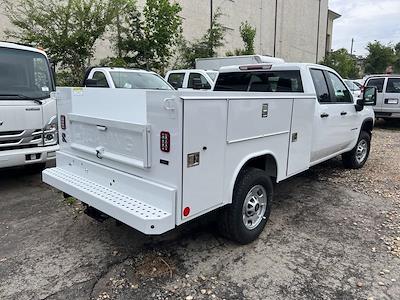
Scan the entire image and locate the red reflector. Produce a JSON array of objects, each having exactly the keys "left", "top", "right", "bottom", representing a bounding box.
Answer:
[
  {"left": 183, "top": 207, "right": 190, "bottom": 217},
  {"left": 60, "top": 115, "right": 66, "bottom": 130},
  {"left": 160, "top": 131, "right": 170, "bottom": 152}
]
